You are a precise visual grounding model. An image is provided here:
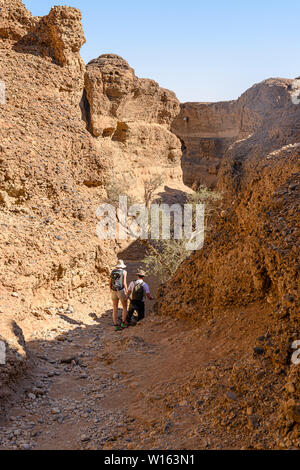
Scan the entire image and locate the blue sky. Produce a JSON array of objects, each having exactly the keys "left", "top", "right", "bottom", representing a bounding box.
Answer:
[{"left": 23, "top": 0, "right": 299, "bottom": 103}]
